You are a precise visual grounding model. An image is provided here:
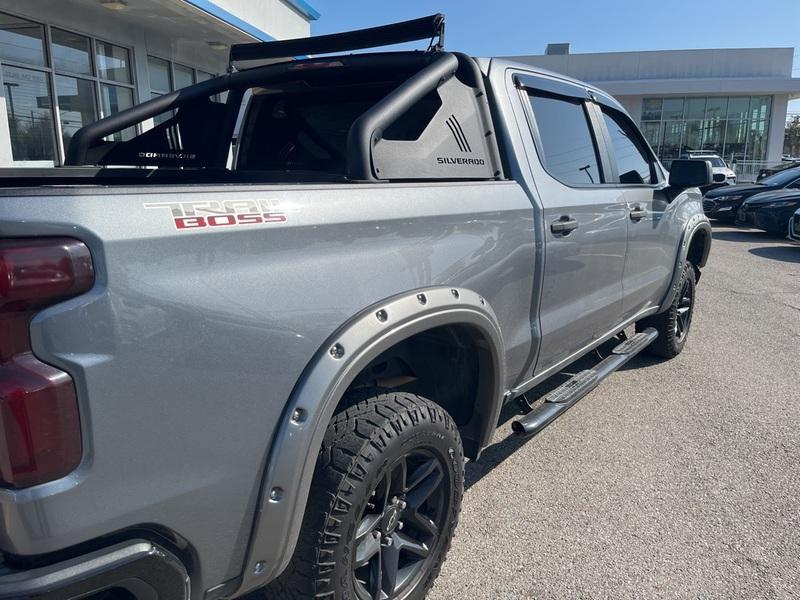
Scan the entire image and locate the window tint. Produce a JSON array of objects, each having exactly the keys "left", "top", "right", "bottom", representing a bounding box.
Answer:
[
  {"left": 528, "top": 94, "right": 601, "bottom": 185},
  {"left": 601, "top": 108, "right": 654, "bottom": 185}
]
